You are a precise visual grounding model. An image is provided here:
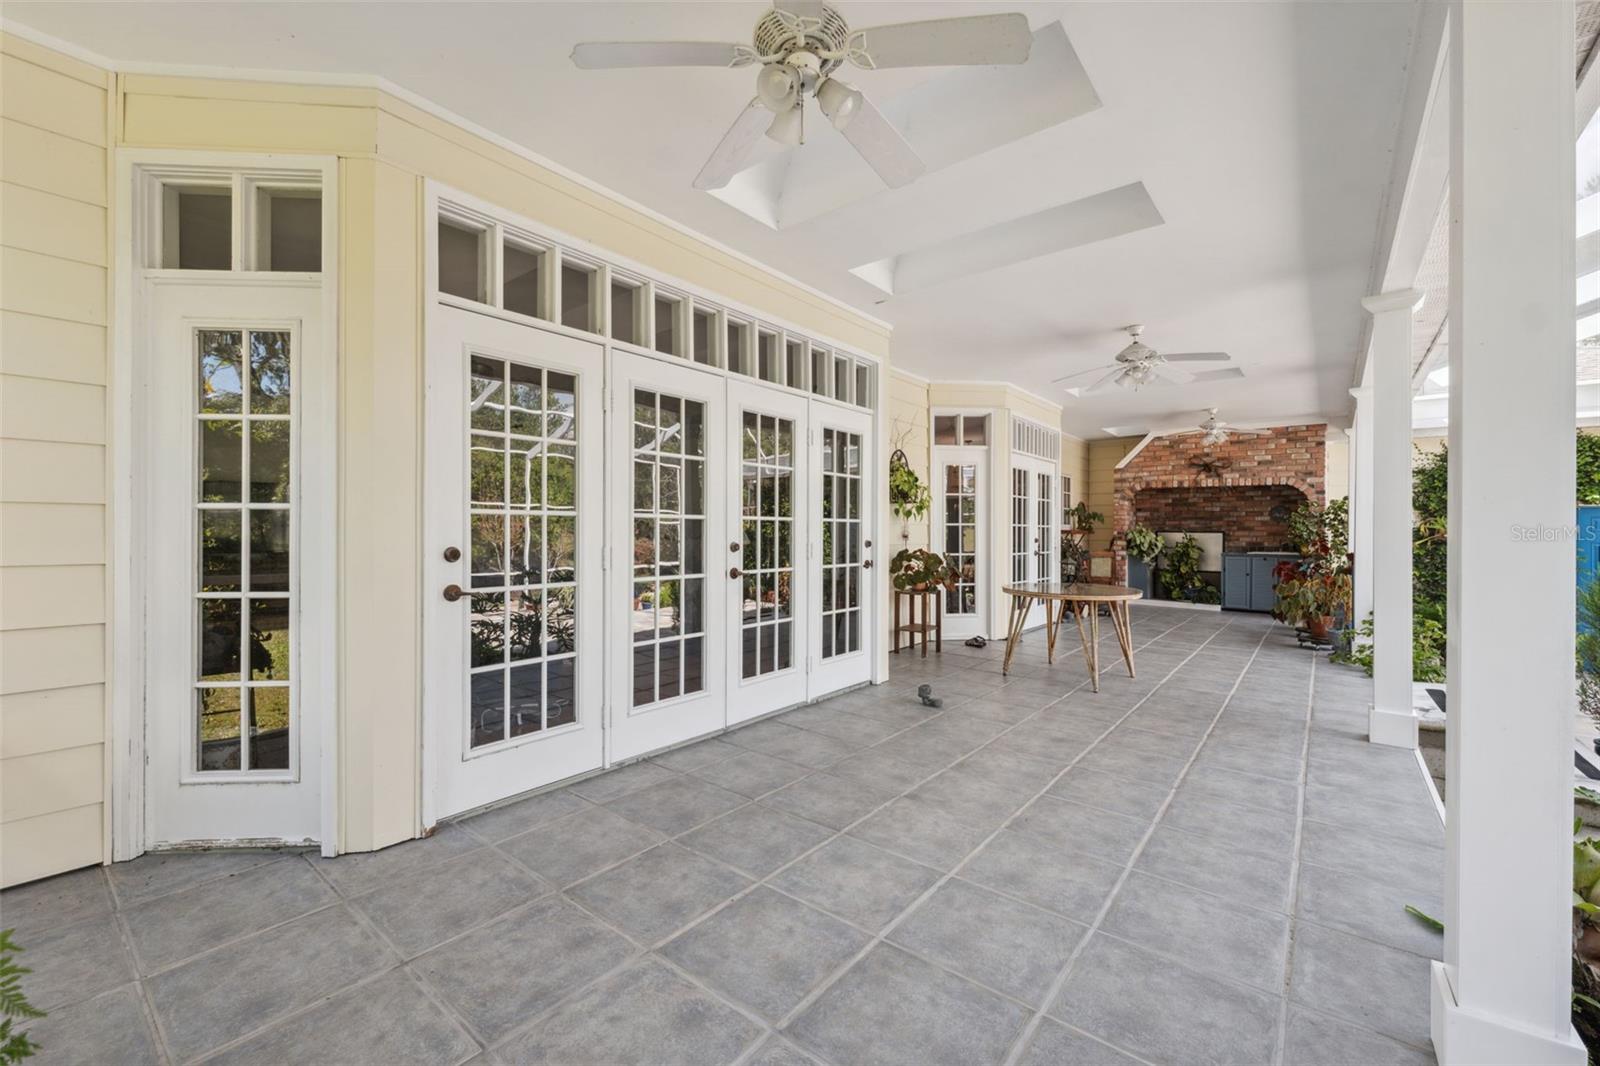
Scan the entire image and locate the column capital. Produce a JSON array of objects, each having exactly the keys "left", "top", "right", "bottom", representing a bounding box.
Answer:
[
  {"left": 1362, "top": 289, "right": 1425, "bottom": 315},
  {"left": 1349, "top": 385, "right": 1374, "bottom": 400}
]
